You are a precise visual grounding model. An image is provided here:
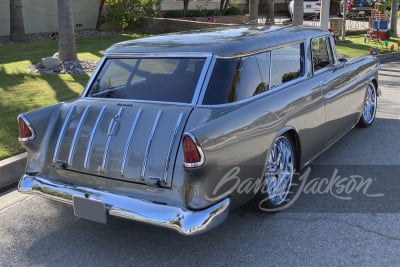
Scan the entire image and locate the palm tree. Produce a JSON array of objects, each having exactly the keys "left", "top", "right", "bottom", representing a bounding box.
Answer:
[
  {"left": 57, "top": 0, "right": 77, "bottom": 61},
  {"left": 265, "top": 0, "right": 275, "bottom": 24},
  {"left": 320, "top": 0, "right": 330, "bottom": 29},
  {"left": 249, "top": 0, "right": 259, "bottom": 24},
  {"left": 292, "top": 0, "right": 304, "bottom": 26},
  {"left": 183, "top": 0, "right": 189, "bottom": 16},
  {"left": 390, "top": 0, "right": 398, "bottom": 37},
  {"left": 10, "top": 0, "right": 25, "bottom": 42}
]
